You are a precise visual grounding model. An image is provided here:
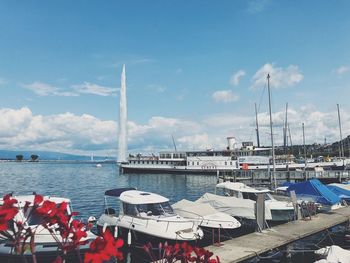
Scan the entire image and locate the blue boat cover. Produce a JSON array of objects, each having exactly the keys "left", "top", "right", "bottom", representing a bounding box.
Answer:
[
  {"left": 287, "top": 179, "right": 341, "bottom": 205},
  {"left": 327, "top": 185, "right": 350, "bottom": 202},
  {"left": 104, "top": 187, "right": 136, "bottom": 197}
]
